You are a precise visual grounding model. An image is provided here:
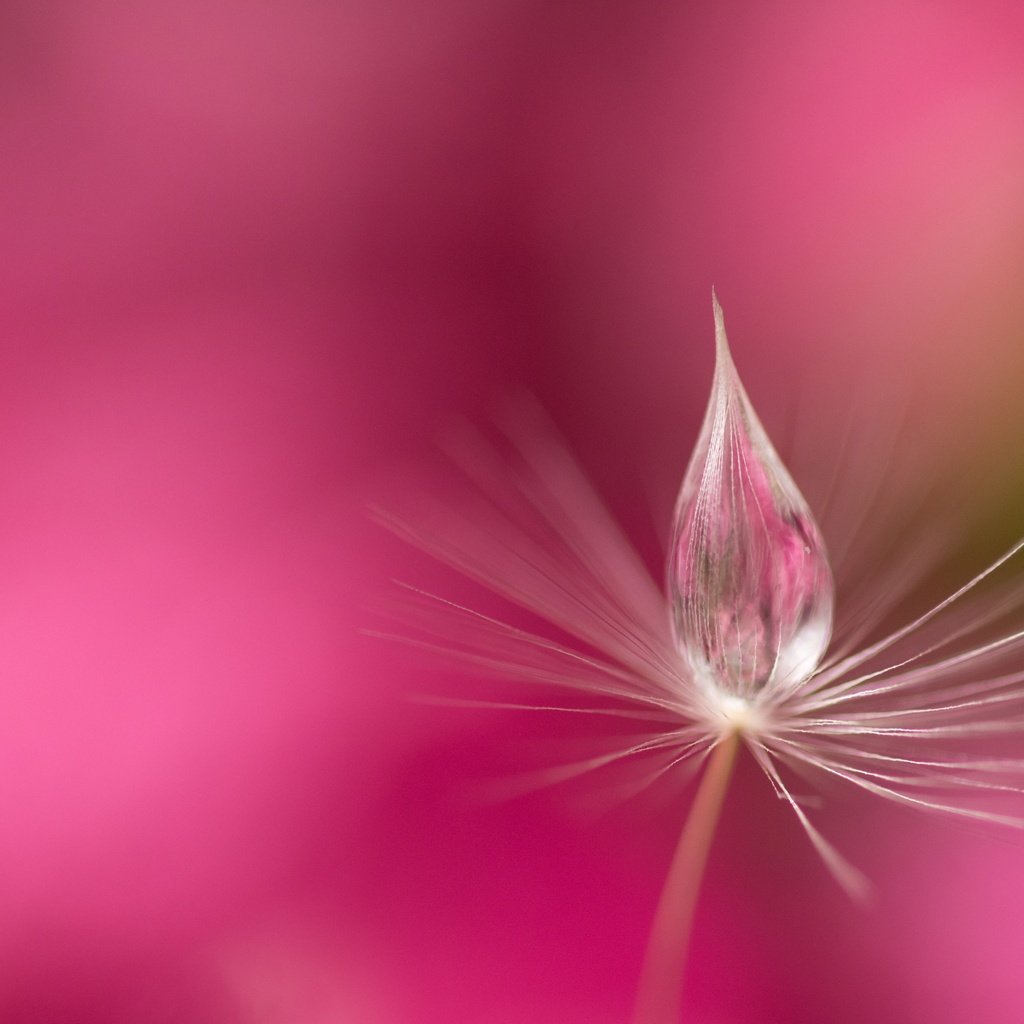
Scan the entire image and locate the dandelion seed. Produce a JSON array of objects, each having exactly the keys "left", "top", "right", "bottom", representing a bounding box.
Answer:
[{"left": 377, "top": 294, "right": 1024, "bottom": 1023}]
